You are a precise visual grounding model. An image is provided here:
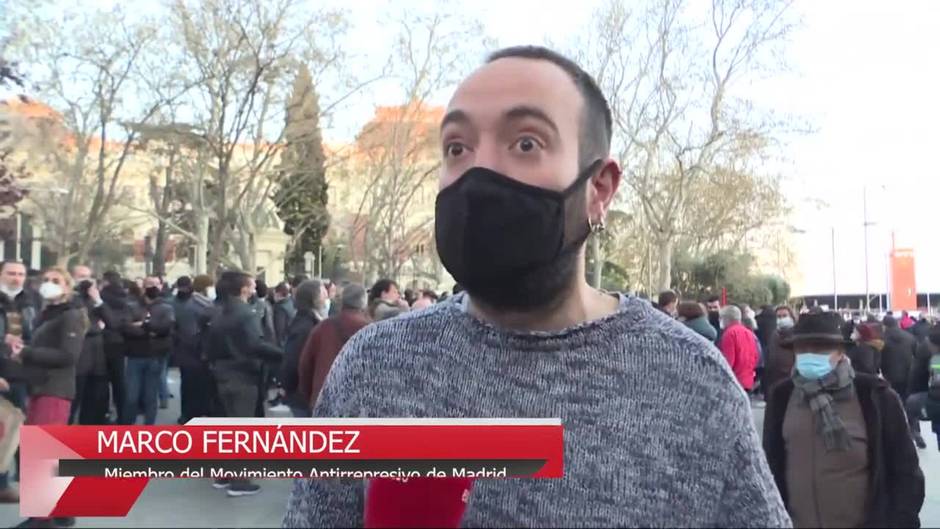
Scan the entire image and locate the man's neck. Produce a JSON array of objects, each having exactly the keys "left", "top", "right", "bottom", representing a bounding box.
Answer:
[{"left": 467, "top": 281, "right": 619, "bottom": 333}]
